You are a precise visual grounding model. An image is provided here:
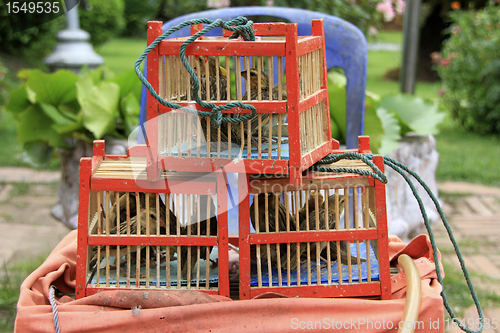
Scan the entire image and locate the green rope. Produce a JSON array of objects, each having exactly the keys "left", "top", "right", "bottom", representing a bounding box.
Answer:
[
  {"left": 309, "top": 151, "right": 388, "bottom": 184},
  {"left": 135, "top": 16, "right": 258, "bottom": 127},
  {"left": 311, "top": 152, "right": 484, "bottom": 333}
]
